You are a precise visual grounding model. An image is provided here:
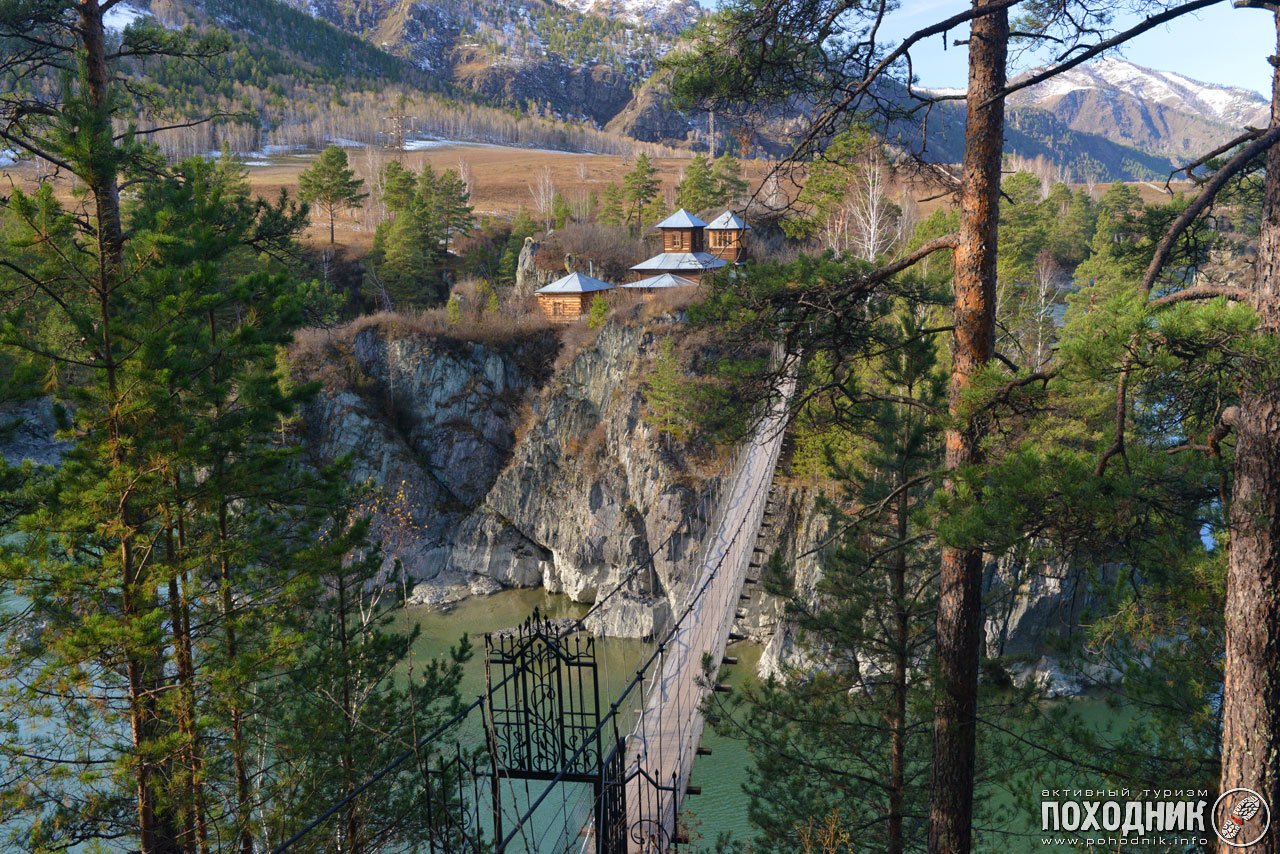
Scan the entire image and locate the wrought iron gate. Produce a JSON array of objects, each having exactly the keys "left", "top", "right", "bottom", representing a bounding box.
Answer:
[{"left": 484, "top": 611, "right": 627, "bottom": 854}]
